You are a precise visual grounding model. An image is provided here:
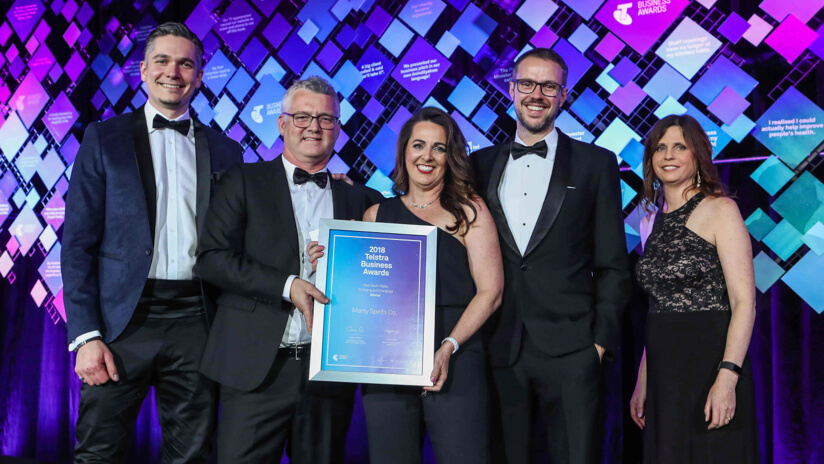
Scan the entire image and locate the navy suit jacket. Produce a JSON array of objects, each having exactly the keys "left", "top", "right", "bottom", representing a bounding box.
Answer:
[{"left": 62, "top": 105, "right": 243, "bottom": 345}]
